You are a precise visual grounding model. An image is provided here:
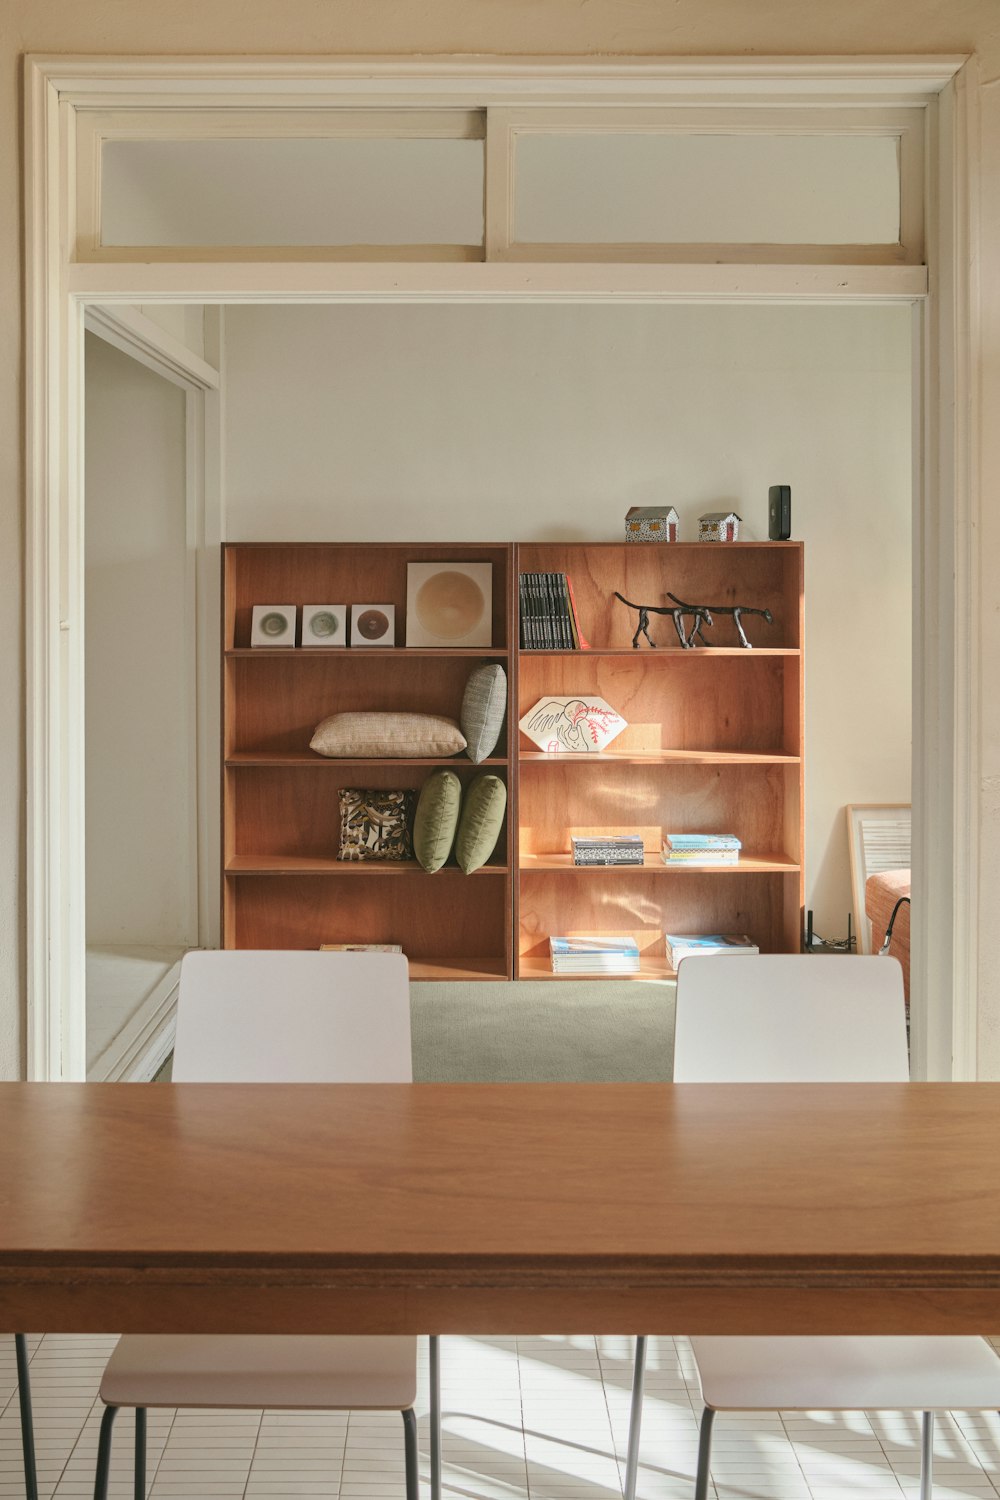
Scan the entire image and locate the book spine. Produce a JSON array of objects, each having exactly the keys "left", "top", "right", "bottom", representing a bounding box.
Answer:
[
  {"left": 518, "top": 574, "right": 529, "bottom": 649},
  {"left": 565, "top": 574, "right": 591, "bottom": 650},
  {"left": 557, "top": 574, "right": 573, "bottom": 649}
]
